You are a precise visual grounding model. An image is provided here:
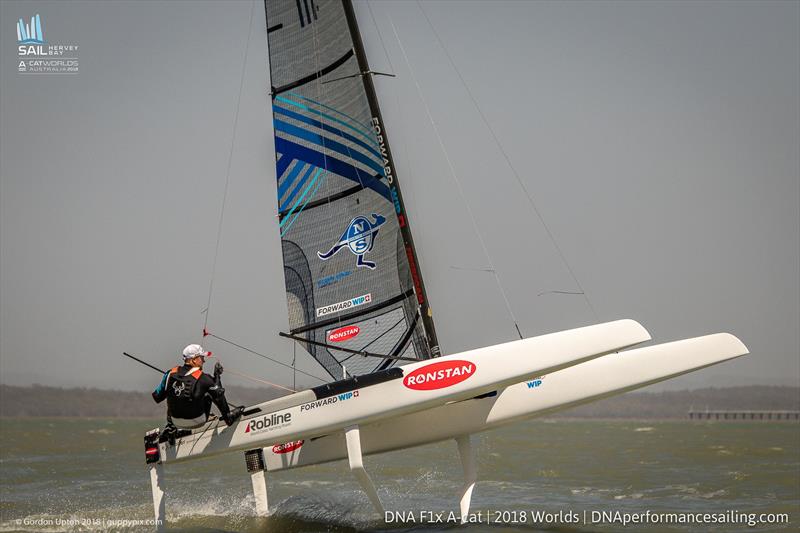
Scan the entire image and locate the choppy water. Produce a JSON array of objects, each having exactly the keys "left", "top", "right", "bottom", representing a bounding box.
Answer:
[{"left": 0, "top": 418, "right": 797, "bottom": 532}]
